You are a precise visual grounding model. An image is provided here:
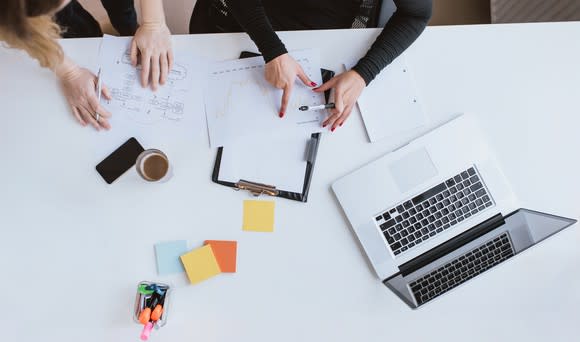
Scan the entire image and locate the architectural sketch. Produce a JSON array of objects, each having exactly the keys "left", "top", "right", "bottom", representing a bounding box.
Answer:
[{"left": 100, "top": 38, "right": 194, "bottom": 126}]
